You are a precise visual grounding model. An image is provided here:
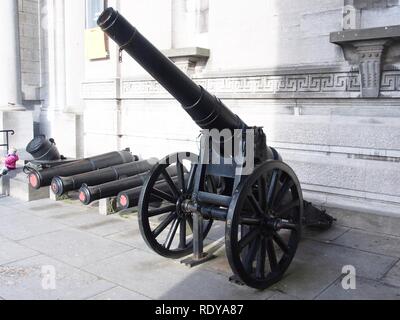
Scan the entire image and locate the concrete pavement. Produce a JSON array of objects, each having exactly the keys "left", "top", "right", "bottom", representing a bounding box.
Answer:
[{"left": 0, "top": 196, "right": 399, "bottom": 300}]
